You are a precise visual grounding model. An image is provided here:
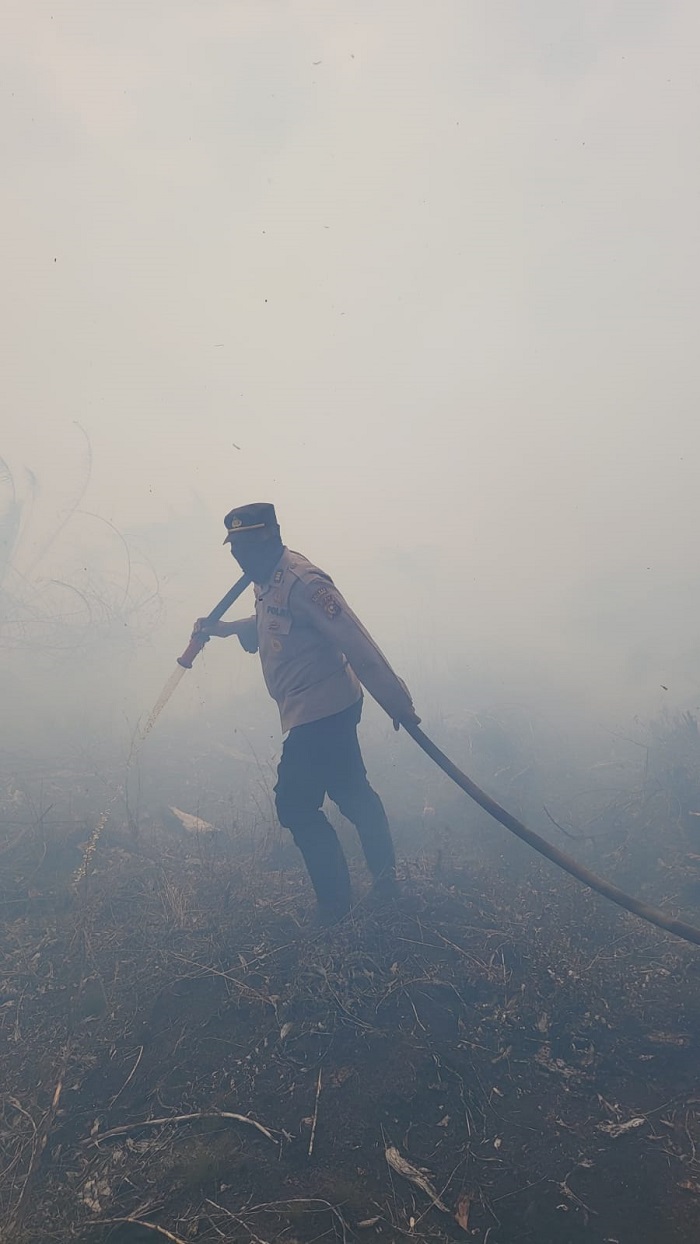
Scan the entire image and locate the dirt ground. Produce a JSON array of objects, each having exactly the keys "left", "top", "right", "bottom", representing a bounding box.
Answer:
[{"left": 2, "top": 792, "right": 700, "bottom": 1244}]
